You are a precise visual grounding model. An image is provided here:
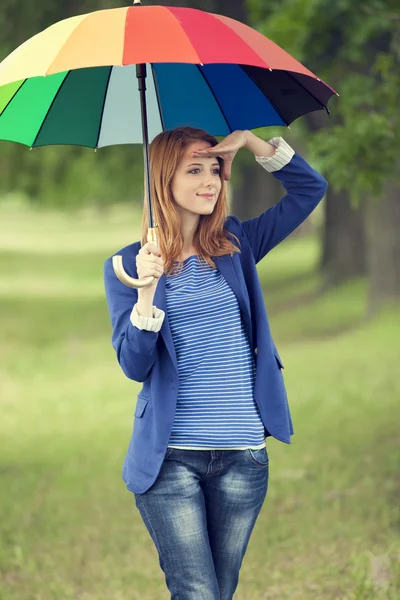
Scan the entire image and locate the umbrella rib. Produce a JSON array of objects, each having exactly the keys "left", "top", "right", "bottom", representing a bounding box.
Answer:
[
  {"left": 151, "top": 64, "right": 165, "bottom": 131},
  {"left": 238, "top": 65, "right": 289, "bottom": 127},
  {"left": 31, "top": 71, "right": 72, "bottom": 147},
  {"left": 95, "top": 67, "right": 113, "bottom": 149},
  {"left": 194, "top": 64, "right": 232, "bottom": 133}
]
